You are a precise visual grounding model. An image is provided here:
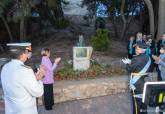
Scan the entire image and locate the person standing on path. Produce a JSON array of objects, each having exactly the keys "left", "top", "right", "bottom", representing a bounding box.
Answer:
[
  {"left": 41, "top": 48, "right": 61, "bottom": 110},
  {"left": 1, "top": 43, "right": 45, "bottom": 114}
]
